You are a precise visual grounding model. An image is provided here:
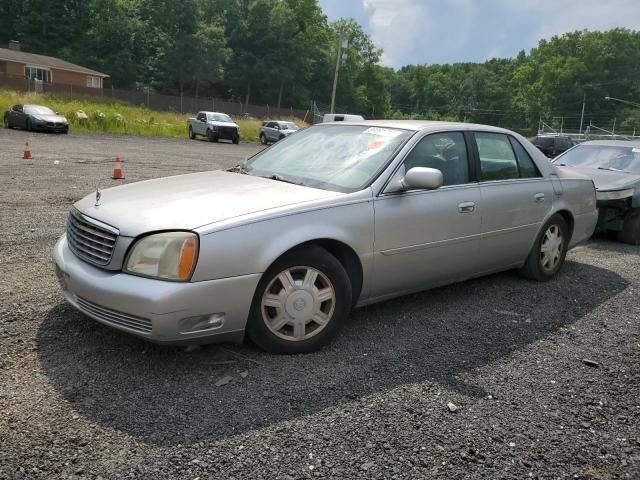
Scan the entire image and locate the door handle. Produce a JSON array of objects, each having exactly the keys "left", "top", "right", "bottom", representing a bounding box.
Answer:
[
  {"left": 534, "top": 193, "right": 545, "bottom": 203},
  {"left": 458, "top": 201, "right": 476, "bottom": 213}
]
